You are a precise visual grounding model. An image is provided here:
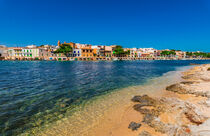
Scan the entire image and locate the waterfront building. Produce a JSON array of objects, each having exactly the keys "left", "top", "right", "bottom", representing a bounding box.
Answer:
[
  {"left": 72, "top": 48, "right": 81, "bottom": 57},
  {"left": 81, "top": 45, "right": 94, "bottom": 58},
  {"left": 3, "top": 41, "right": 204, "bottom": 61},
  {"left": 139, "top": 48, "right": 157, "bottom": 58},
  {"left": 104, "top": 46, "right": 112, "bottom": 57},
  {"left": 7, "top": 47, "right": 23, "bottom": 59},
  {"left": 136, "top": 49, "right": 143, "bottom": 58},
  {"left": 0, "top": 45, "right": 8, "bottom": 59},
  {"left": 130, "top": 48, "right": 137, "bottom": 58},
  {"left": 175, "top": 51, "right": 186, "bottom": 59},
  {"left": 92, "top": 46, "right": 101, "bottom": 57},
  {"left": 39, "top": 48, "right": 57, "bottom": 60},
  {"left": 55, "top": 53, "right": 68, "bottom": 61},
  {"left": 22, "top": 48, "right": 34, "bottom": 58},
  {"left": 99, "top": 46, "right": 105, "bottom": 57}
]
